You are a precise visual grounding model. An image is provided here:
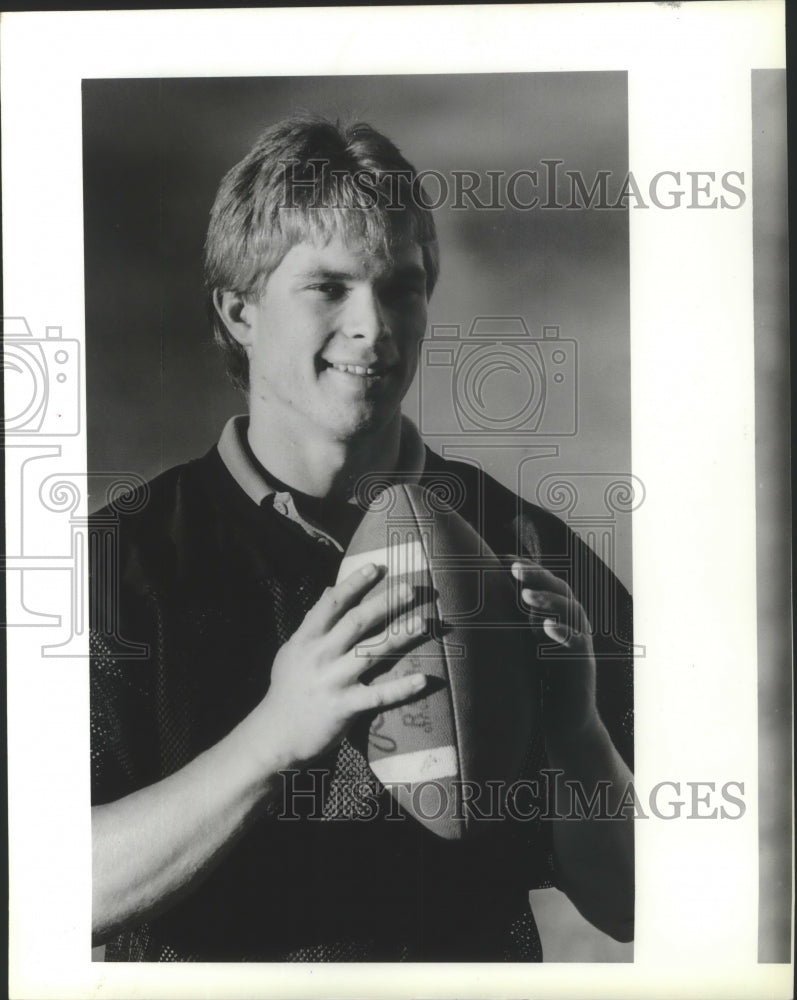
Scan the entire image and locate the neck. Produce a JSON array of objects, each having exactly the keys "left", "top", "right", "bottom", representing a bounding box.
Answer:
[{"left": 246, "top": 409, "right": 403, "bottom": 501}]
